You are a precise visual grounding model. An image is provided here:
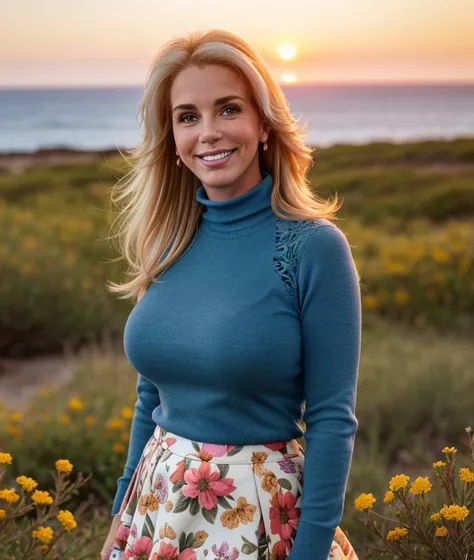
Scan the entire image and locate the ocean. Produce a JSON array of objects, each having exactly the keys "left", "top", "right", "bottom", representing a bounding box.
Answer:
[{"left": 1, "top": 84, "right": 473, "bottom": 153}]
